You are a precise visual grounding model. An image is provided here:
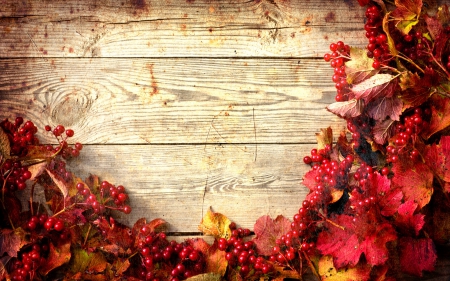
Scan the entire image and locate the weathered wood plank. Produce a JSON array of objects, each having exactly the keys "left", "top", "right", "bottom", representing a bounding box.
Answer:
[
  {"left": 0, "top": 0, "right": 367, "bottom": 58},
  {"left": 67, "top": 144, "right": 310, "bottom": 232},
  {"left": 0, "top": 58, "right": 345, "bottom": 144}
]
